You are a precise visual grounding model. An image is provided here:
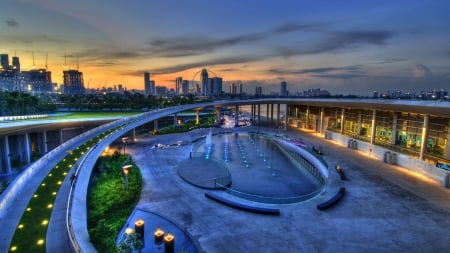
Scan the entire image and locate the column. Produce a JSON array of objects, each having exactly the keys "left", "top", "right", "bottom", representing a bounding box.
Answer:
[
  {"left": 266, "top": 104, "right": 269, "bottom": 123},
  {"left": 295, "top": 106, "right": 299, "bottom": 119},
  {"left": 173, "top": 113, "right": 178, "bottom": 127},
  {"left": 196, "top": 110, "right": 200, "bottom": 125},
  {"left": 42, "top": 131, "right": 48, "bottom": 154},
  {"left": 319, "top": 107, "right": 324, "bottom": 135},
  {"left": 59, "top": 129, "right": 64, "bottom": 144},
  {"left": 216, "top": 107, "right": 222, "bottom": 126},
  {"left": 257, "top": 104, "right": 261, "bottom": 126},
  {"left": 370, "top": 110, "right": 377, "bottom": 144},
  {"left": 444, "top": 119, "right": 450, "bottom": 159},
  {"left": 270, "top": 104, "right": 274, "bottom": 125},
  {"left": 391, "top": 112, "right": 398, "bottom": 145},
  {"left": 419, "top": 115, "right": 429, "bottom": 161},
  {"left": 154, "top": 119, "right": 159, "bottom": 132},
  {"left": 284, "top": 104, "right": 288, "bottom": 130},
  {"left": 24, "top": 133, "right": 31, "bottom": 164},
  {"left": 340, "top": 108, "right": 345, "bottom": 134},
  {"left": 276, "top": 104, "right": 281, "bottom": 127},
  {"left": 234, "top": 105, "right": 239, "bottom": 127},
  {"left": 132, "top": 128, "right": 136, "bottom": 141},
  {"left": 357, "top": 110, "right": 362, "bottom": 136},
  {"left": 305, "top": 106, "right": 310, "bottom": 130},
  {"left": 2, "top": 136, "right": 11, "bottom": 174}
]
